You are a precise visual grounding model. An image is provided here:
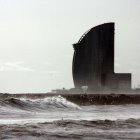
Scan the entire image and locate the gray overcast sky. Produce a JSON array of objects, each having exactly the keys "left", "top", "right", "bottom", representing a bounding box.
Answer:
[{"left": 0, "top": 0, "right": 140, "bottom": 93}]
